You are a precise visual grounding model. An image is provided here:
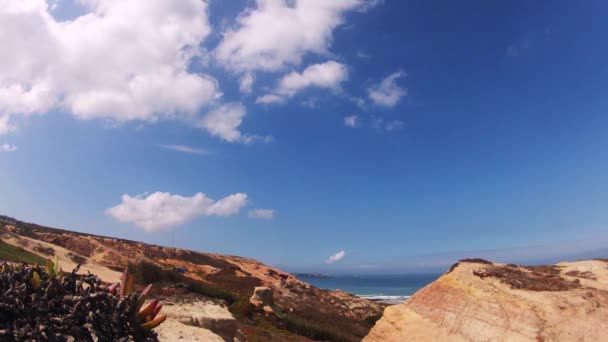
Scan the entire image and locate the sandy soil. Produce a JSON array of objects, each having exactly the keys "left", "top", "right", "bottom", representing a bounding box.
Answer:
[{"left": 1, "top": 231, "right": 122, "bottom": 283}]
